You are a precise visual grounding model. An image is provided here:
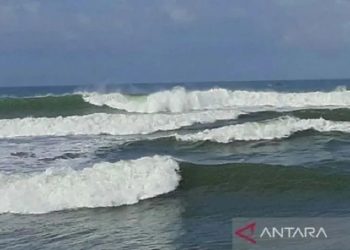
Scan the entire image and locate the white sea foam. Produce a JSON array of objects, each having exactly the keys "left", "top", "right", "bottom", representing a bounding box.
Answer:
[
  {"left": 82, "top": 87, "right": 350, "bottom": 113},
  {"left": 0, "top": 110, "right": 241, "bottom": 138},
  {"left": 0, "top": 155, "right": 180, "bottom": 214},
  {"left": 175, "top": 116, "right": 350, "bottom": 143}
]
